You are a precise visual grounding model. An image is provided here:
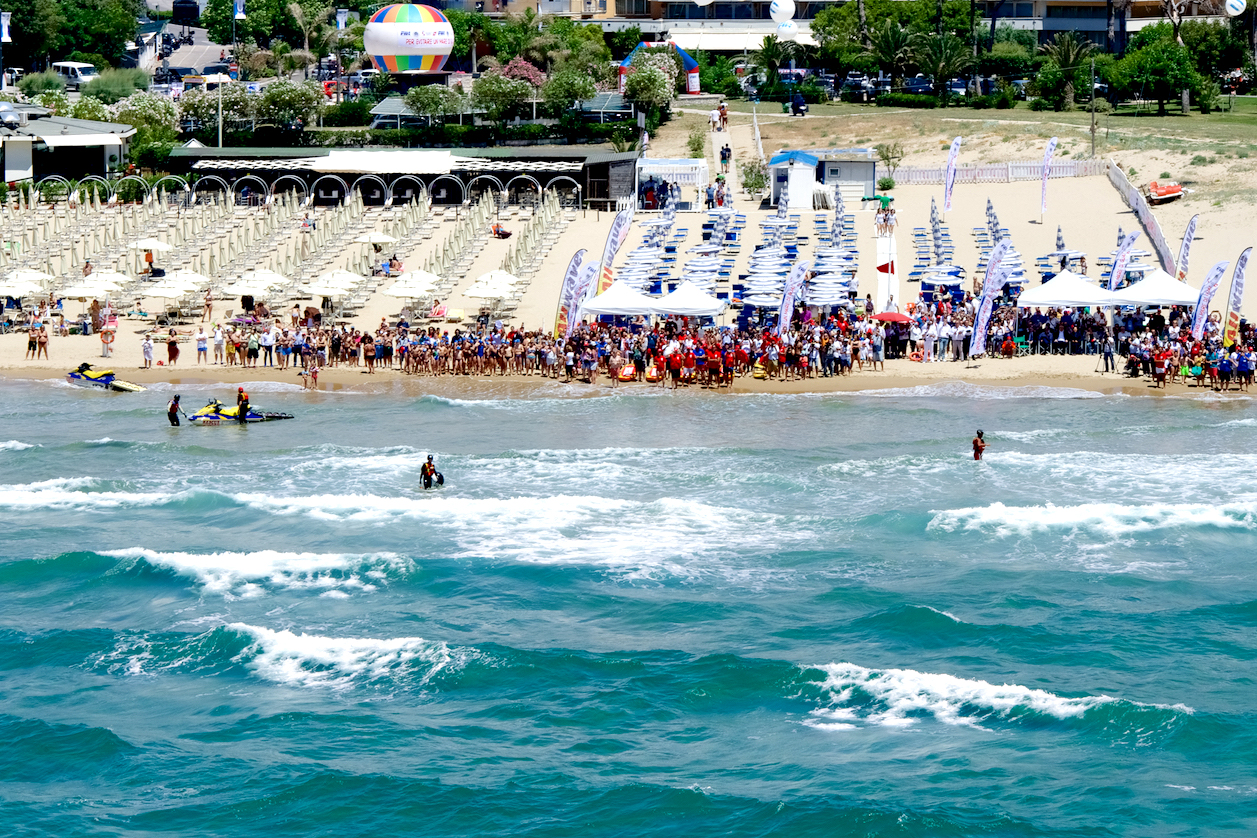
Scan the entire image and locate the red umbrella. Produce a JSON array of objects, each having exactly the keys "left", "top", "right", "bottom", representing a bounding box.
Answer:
[{"left": 873, "top": 312, "right": 913, "bottom": 323}]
